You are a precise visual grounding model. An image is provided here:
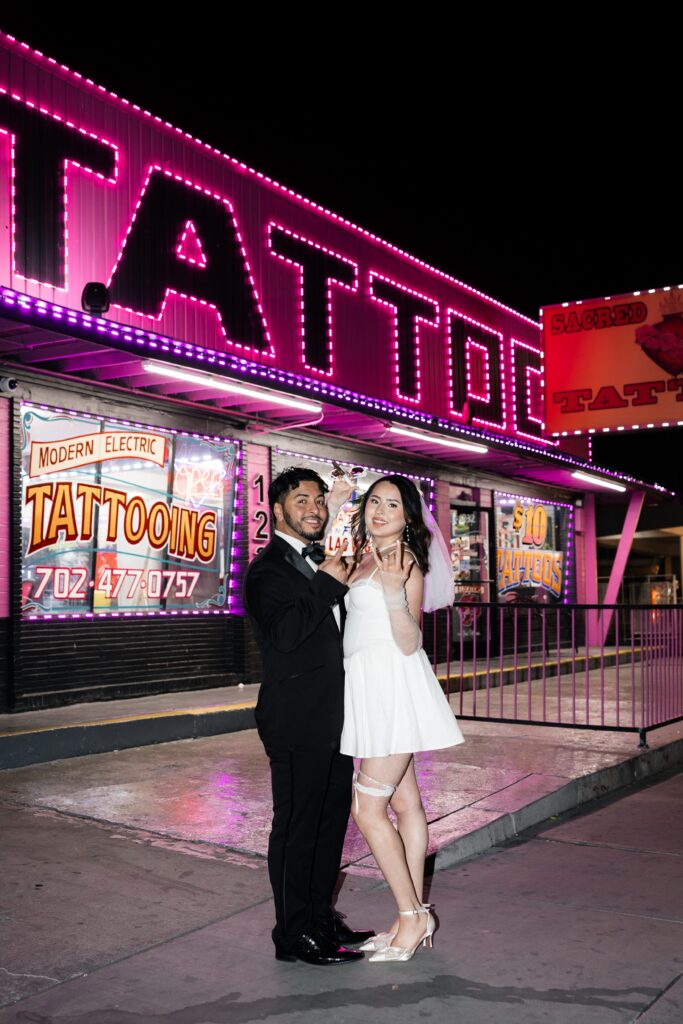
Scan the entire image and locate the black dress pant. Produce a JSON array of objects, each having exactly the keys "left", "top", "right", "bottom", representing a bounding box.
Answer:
[{"left": 265, "top": 742, "right": 353, "bottom": 949}]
